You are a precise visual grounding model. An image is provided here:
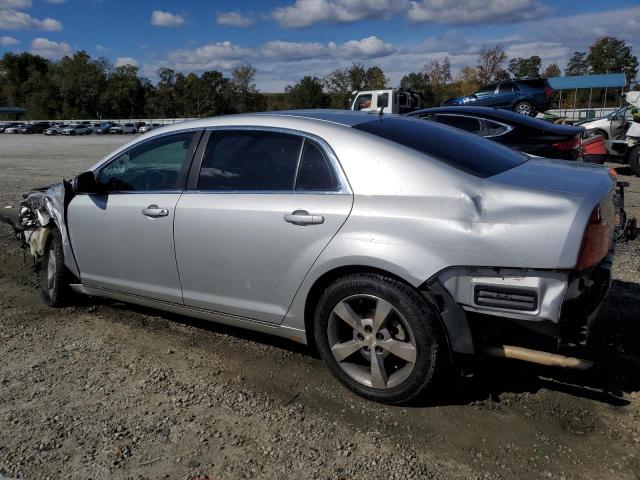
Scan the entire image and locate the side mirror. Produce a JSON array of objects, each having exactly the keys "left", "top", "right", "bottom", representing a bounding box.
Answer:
[{"left": 73, "top": 171, "right": 99, "bottom": 194}]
